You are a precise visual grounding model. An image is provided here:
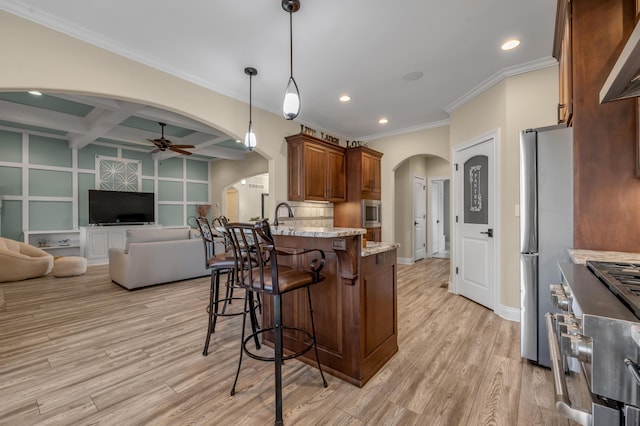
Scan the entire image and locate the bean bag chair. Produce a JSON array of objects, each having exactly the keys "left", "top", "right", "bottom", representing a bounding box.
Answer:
[{"left": 0, "top": 237, "right": 54, "bottom": 282}]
